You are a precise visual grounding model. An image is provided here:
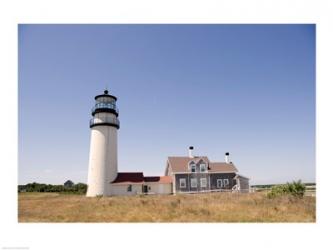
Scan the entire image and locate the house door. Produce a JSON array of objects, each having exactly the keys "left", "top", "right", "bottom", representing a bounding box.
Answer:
[{"left": 143, "top": 185, "right": 148, "bottom": 193}]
